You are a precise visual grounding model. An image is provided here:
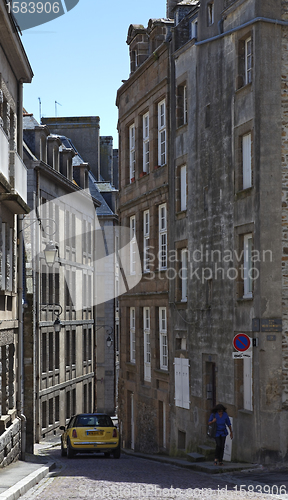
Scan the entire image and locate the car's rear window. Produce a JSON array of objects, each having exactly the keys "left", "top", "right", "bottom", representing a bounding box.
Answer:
[{"left": 75, "top": 415, "right": 113, "bottom": 427}]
